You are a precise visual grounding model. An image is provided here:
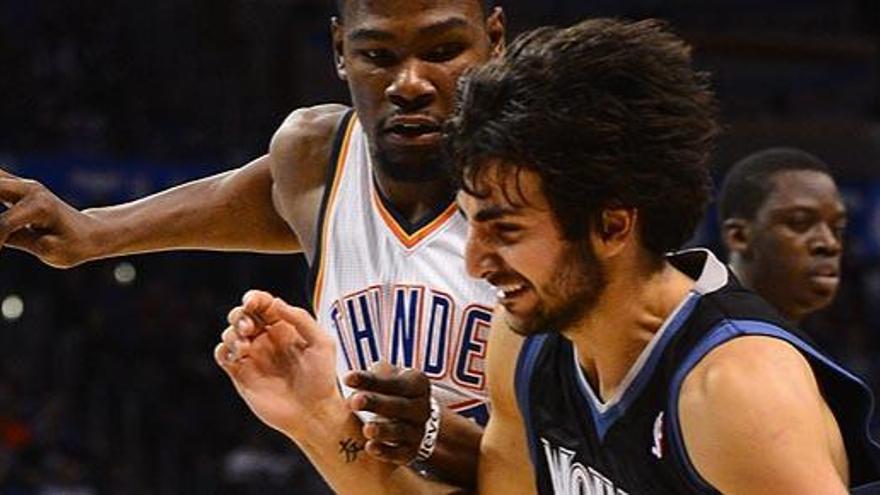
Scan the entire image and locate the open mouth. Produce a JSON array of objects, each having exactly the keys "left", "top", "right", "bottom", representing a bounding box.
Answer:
[
  {"left": 382, "top": 117, "right": 443, "bottom": 146},
  {"left": 388, "top": 122, "right": 440, "bottom": 137},
  {"left": 495, "top": 282, "right": 529, "bottom": 303}
]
